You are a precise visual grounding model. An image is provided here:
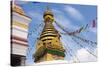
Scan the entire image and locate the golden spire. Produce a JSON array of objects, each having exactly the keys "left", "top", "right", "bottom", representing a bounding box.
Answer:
[{"left": 34, "top": 6, "right": 65, "bottom": 63}]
